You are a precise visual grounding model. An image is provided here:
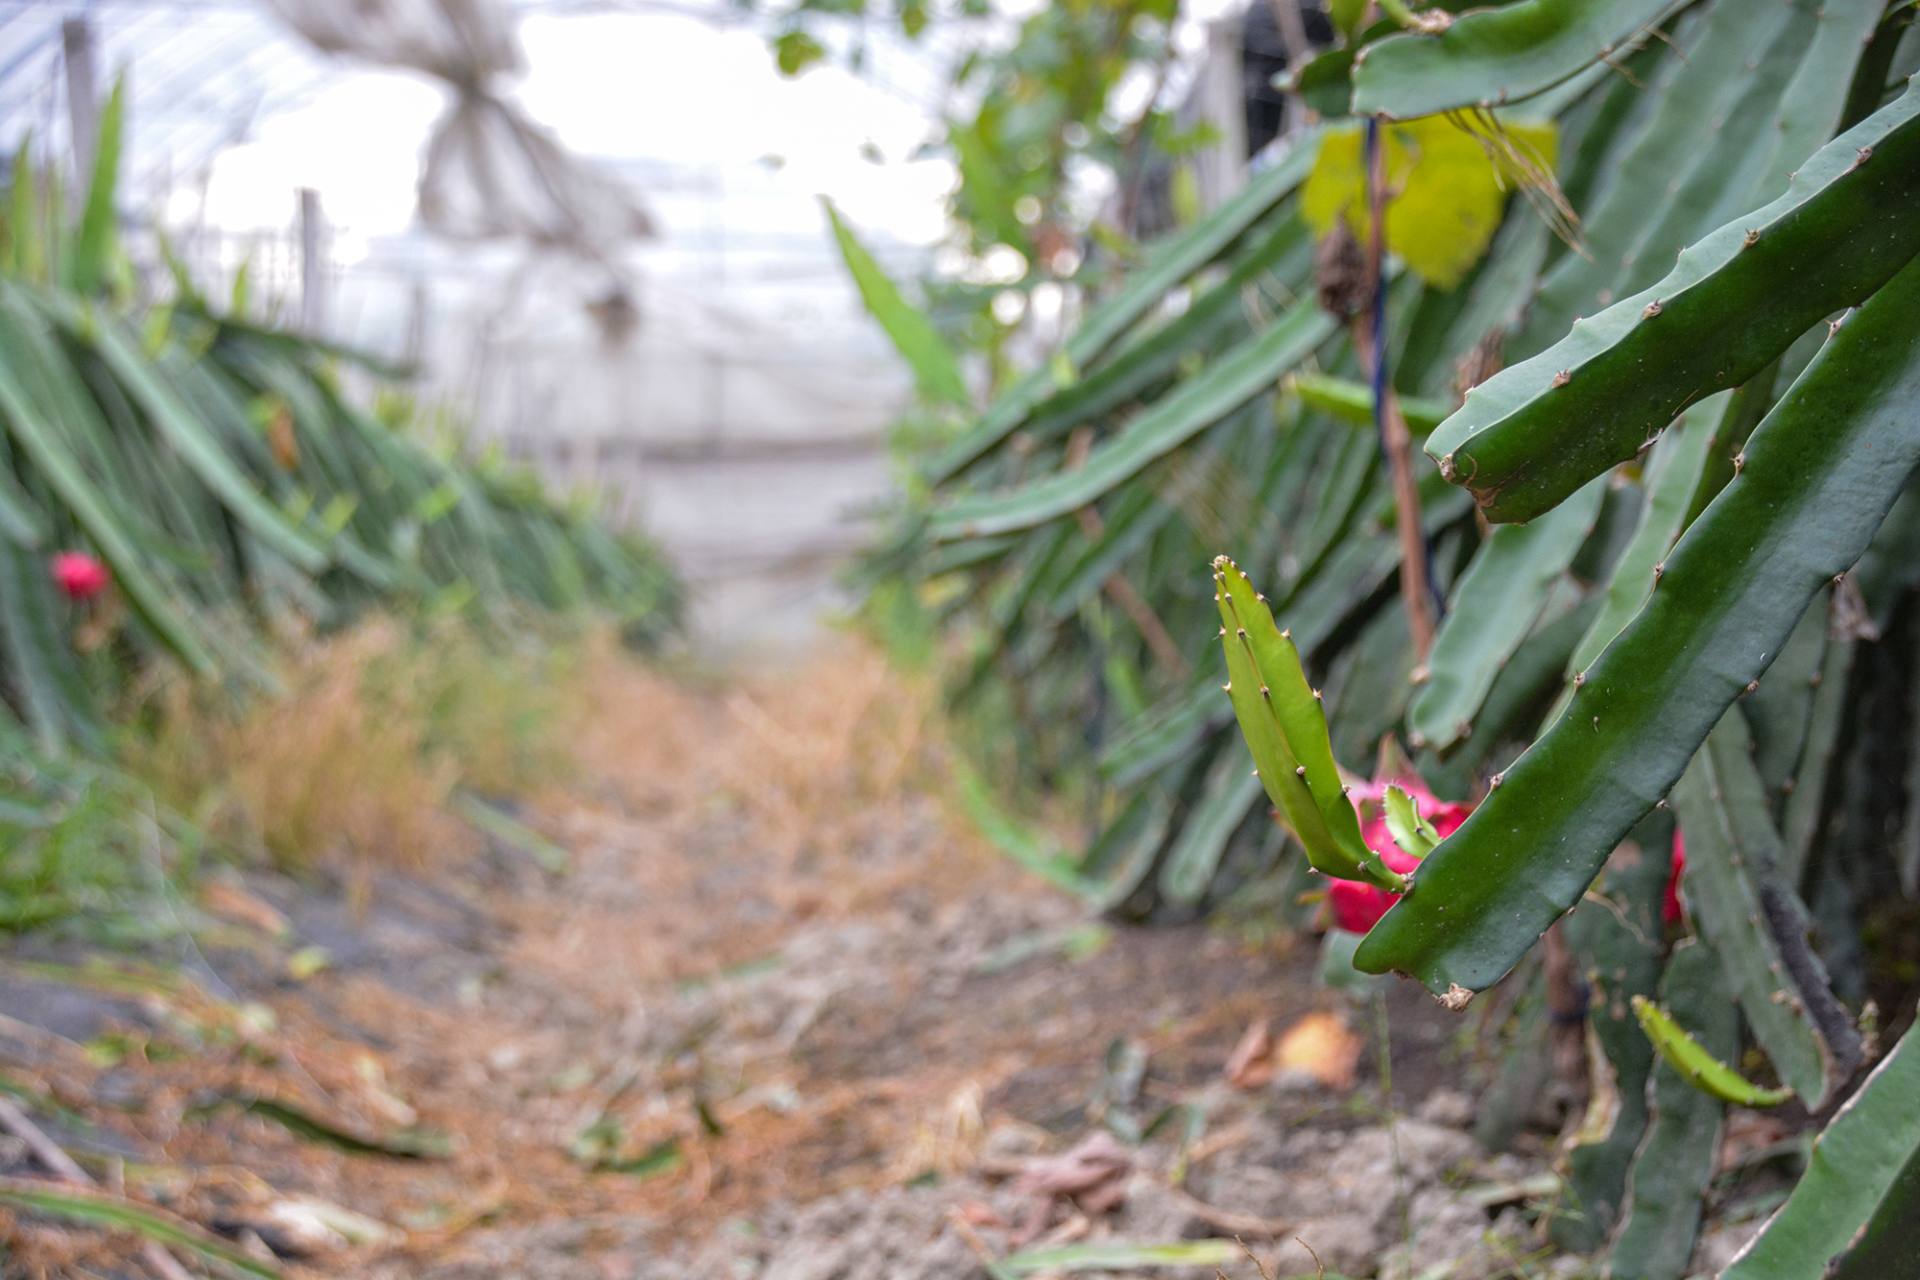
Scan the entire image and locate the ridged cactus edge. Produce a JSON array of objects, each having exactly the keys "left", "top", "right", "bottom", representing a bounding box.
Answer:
[{"left": 1426, "top": 78, "right": 1920, "bottom": 525}]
